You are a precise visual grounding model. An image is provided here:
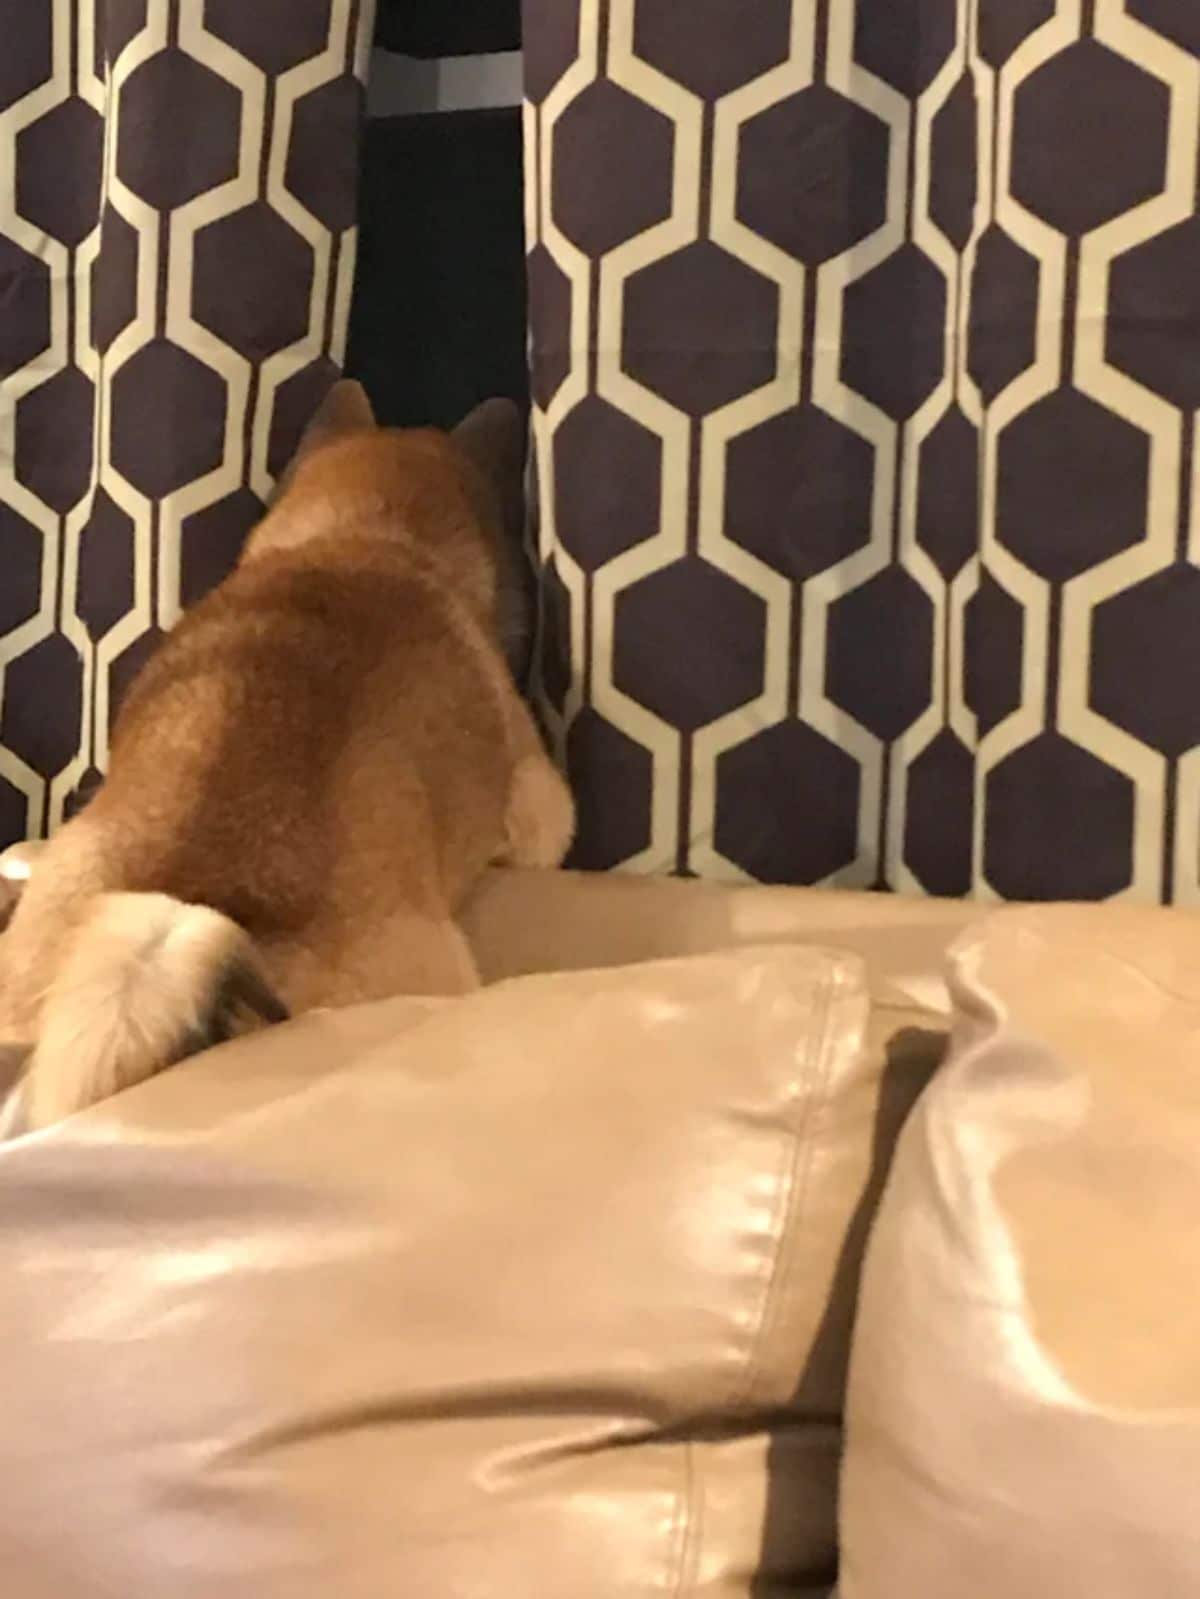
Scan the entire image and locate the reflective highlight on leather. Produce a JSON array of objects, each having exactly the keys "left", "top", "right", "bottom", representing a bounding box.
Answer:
[
  {"left": 840, "top": 906, "right": 1200, "bottom": 1599},
  {"left": 0, "top": 917, "right": 942, "bottom": 1598}
]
